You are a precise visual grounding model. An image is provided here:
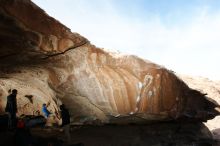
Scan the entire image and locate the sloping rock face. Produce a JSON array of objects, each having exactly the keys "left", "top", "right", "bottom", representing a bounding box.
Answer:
[
  {"left": 0, "top": 0, "right": 88, "bottom": 65},
  {"left": 0, "top": 0, "right": 219, "bottom": 125}
]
